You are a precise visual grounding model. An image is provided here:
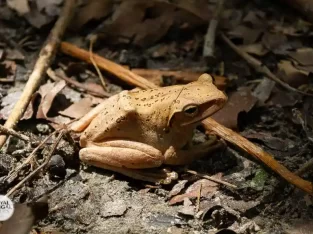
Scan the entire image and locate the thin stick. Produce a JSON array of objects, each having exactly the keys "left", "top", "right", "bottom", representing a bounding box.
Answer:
[
  {"left": 202, "top": 118, "right": 313, "bottom": 195},
  {"left": 195, "top": 183, "right": 202, "bottom": 214},
  {"left": 0, "top": 124, "right": 30, "bottom": 141},
  {"left": 5, "top": 130, "right": 57, "bottom": 184},
  {"left": 89, "top": 36, "right": 107, "bottom": 89},
  {"left": 46, "top": 68, "right": 111, "bottom": 98},
  {"left": 0, "top": 0, "right": 77, "bottom": 149},
  {"left": 185, "top": 169, "right": 237, "bottom": 188},
  {"left": 59, "top": 42, "right": 313, "bottom": 195},
  {"left": 203, "top": 0, "right": 225, "bottom": 57},
  {"left": 296, "top": 158, "right": 313, "bottom": 176},
  {"left": 6, "top": 130, "right": 65, "bottom": 197},
  {"left": 220, "top": 33, "right": 313, "bottom": 97}
]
